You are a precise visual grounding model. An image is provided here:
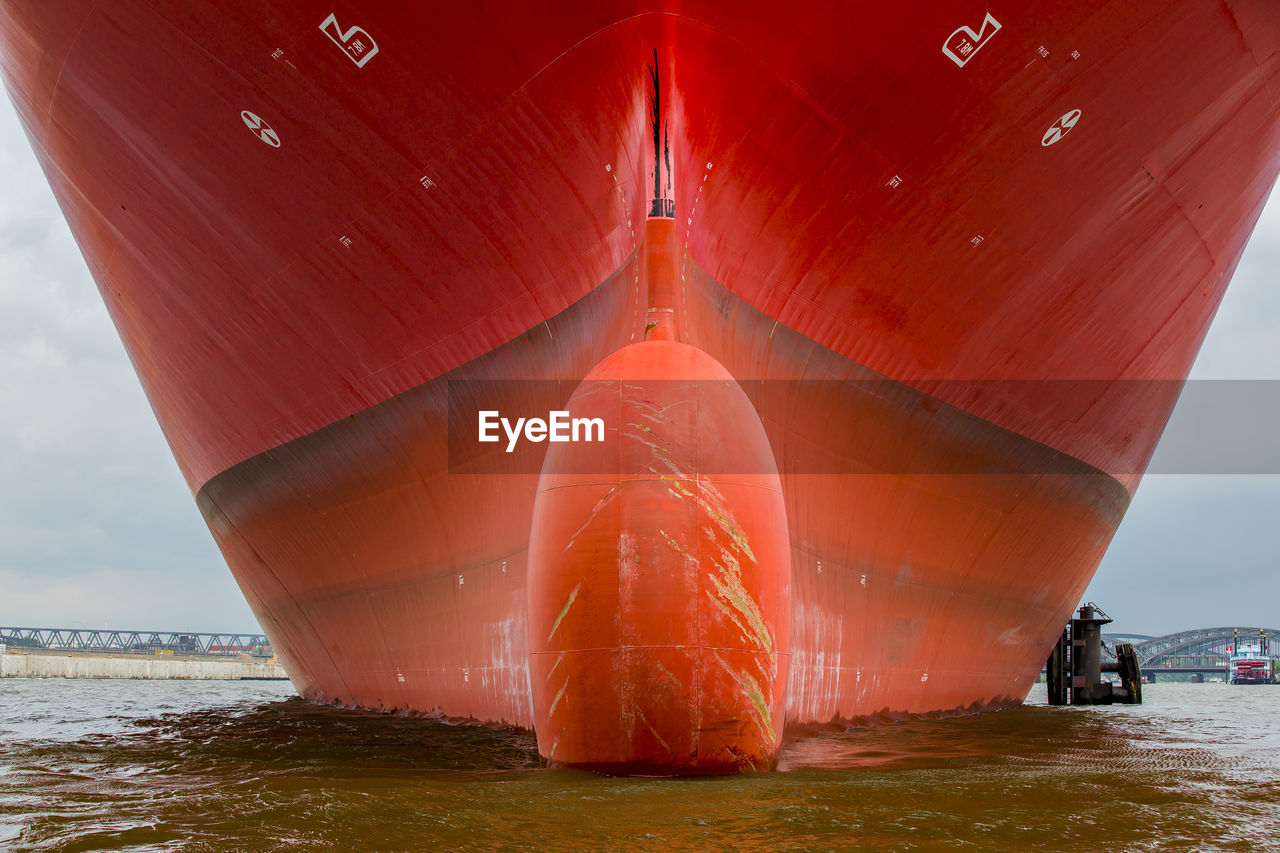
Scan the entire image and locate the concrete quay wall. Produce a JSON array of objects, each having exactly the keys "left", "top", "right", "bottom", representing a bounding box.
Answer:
[{"left": 0, "top": 649, "right": 289, "bottom": 680}]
